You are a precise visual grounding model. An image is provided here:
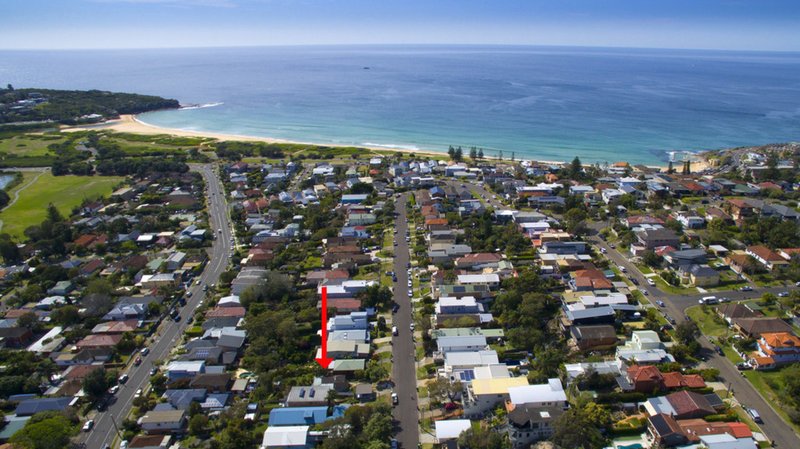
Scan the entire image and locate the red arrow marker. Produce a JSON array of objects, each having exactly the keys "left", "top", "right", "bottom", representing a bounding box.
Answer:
[{"left": 315, "top": 286, "right": 333, "bottom": 369}]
